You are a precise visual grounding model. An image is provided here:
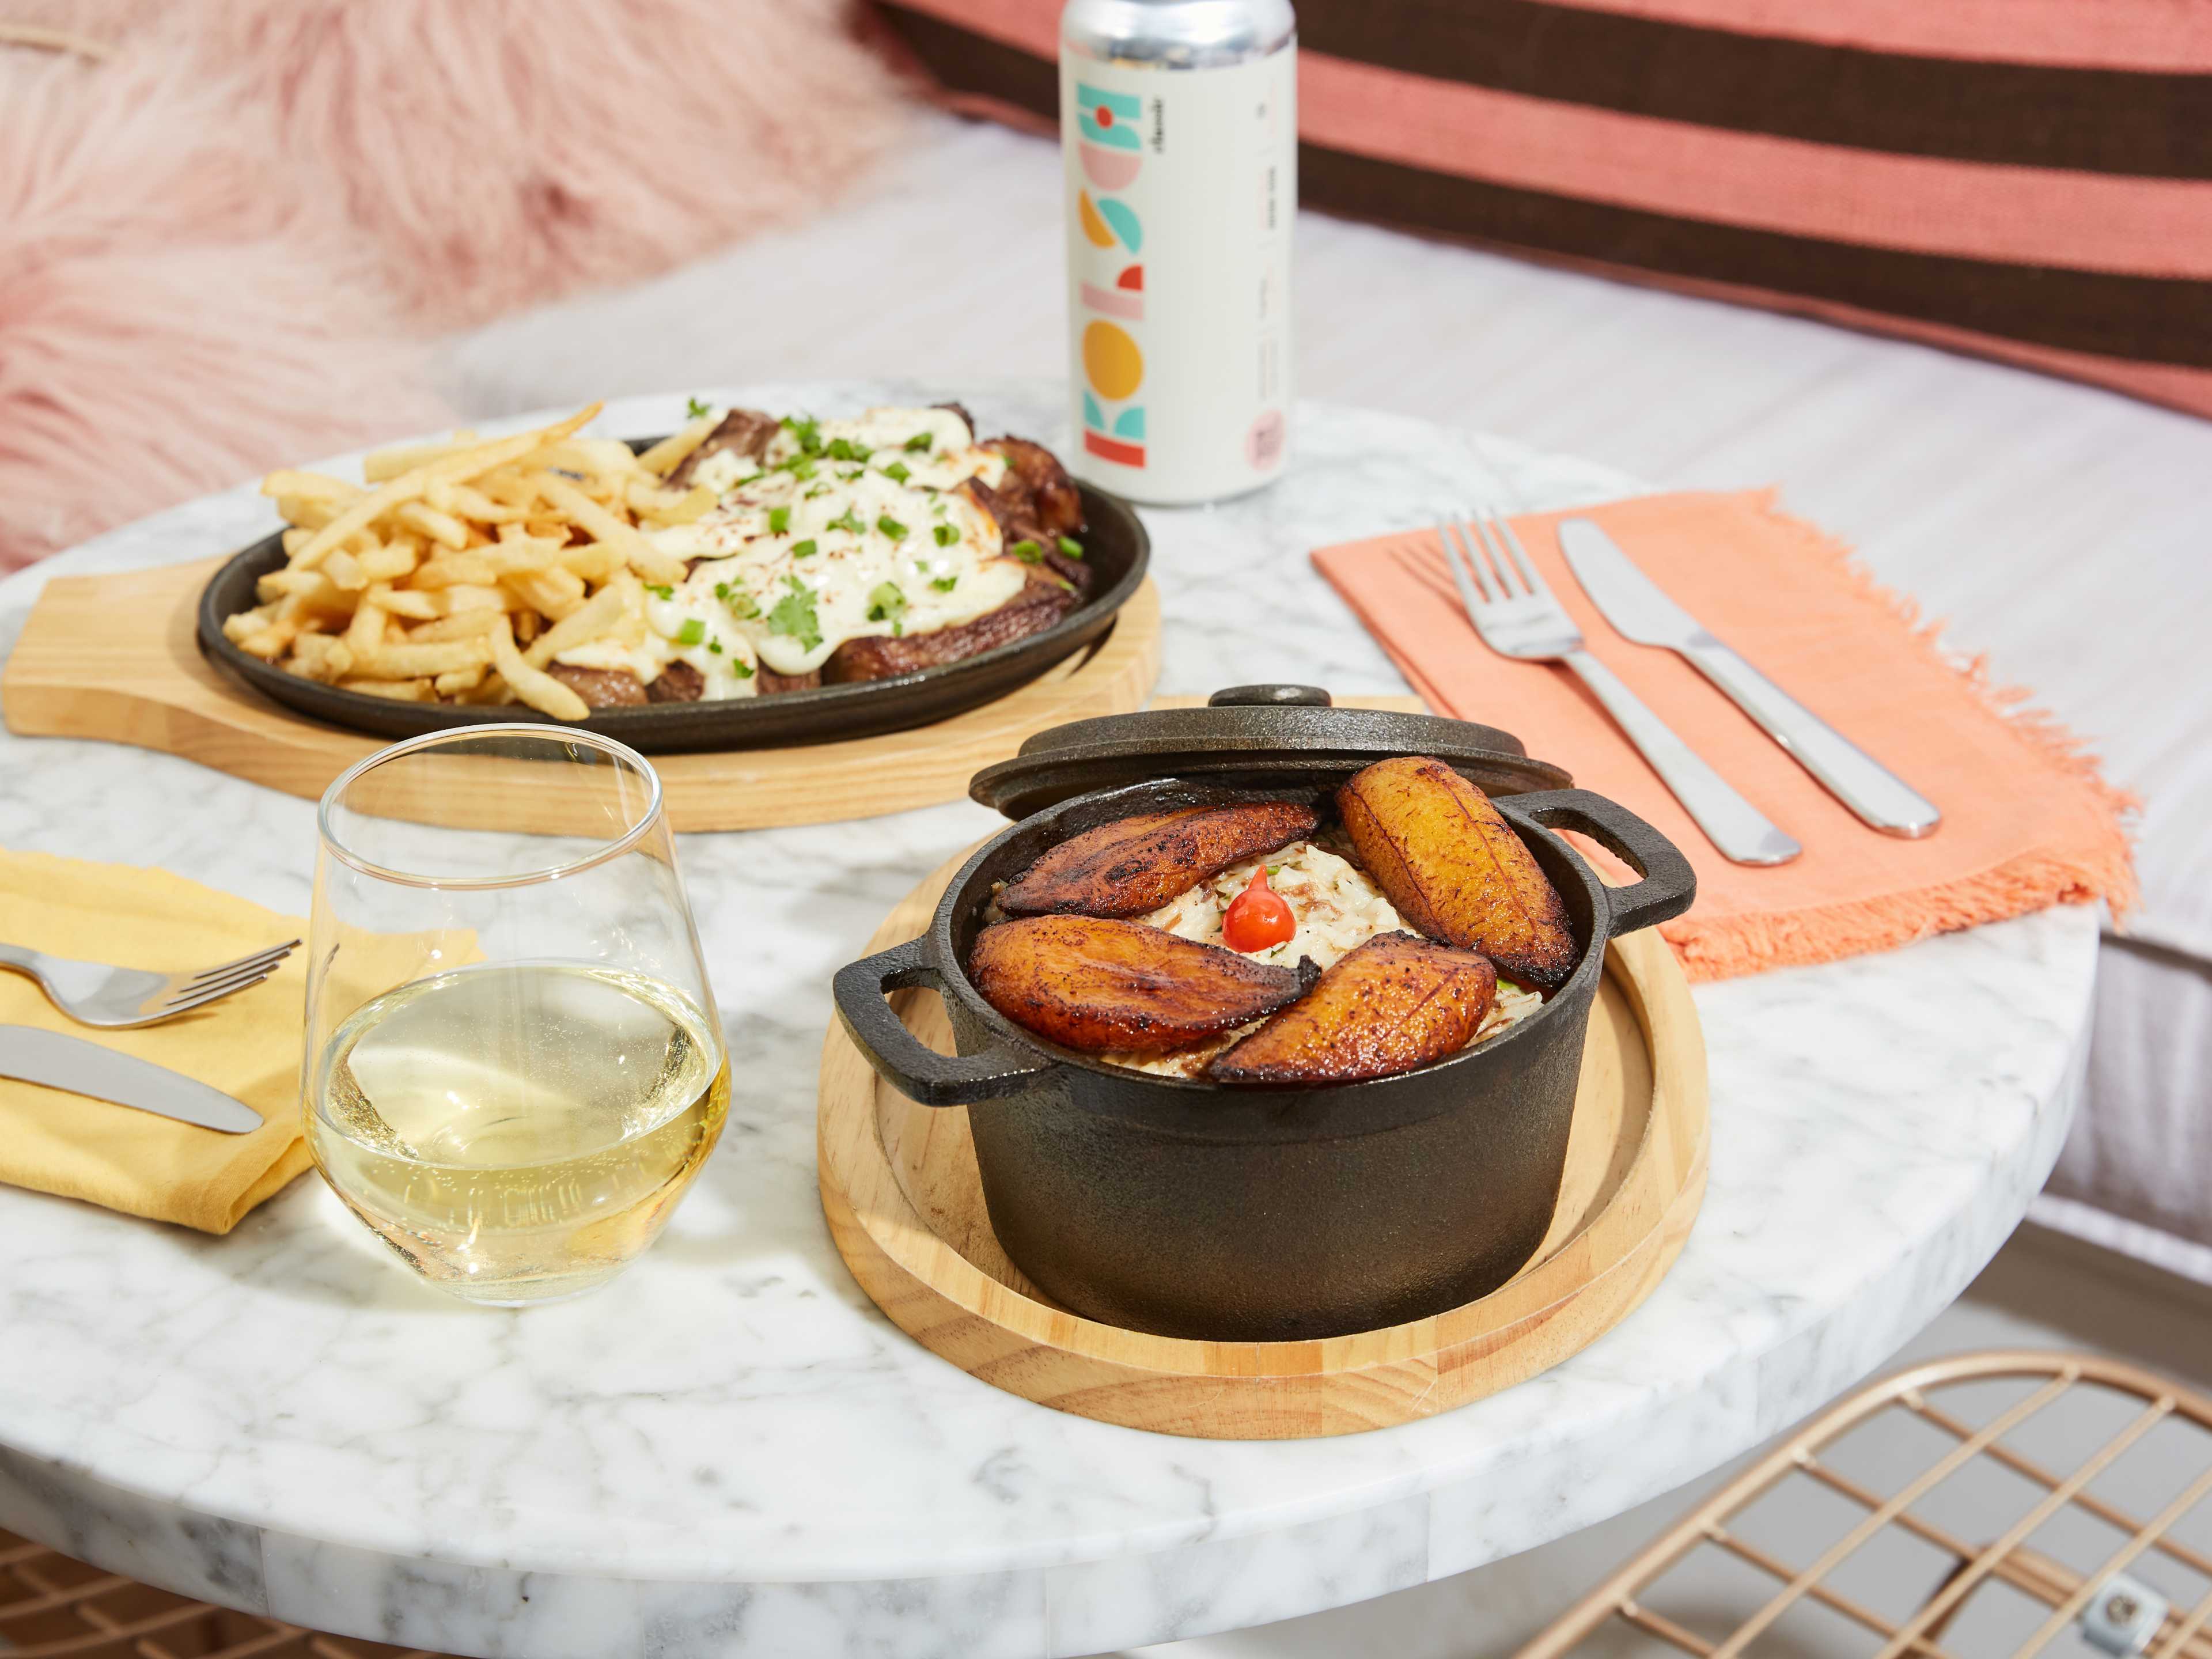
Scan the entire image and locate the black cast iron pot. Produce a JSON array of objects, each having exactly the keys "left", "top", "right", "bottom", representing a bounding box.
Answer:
[{"left": 832, "top": 686, "right": 1696, "bottom": 1342}]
